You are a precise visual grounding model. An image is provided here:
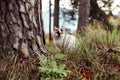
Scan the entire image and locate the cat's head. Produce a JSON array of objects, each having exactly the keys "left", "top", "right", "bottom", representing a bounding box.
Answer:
[{"left": 53, "top": 26, "right": 64, "bottom": 37}]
